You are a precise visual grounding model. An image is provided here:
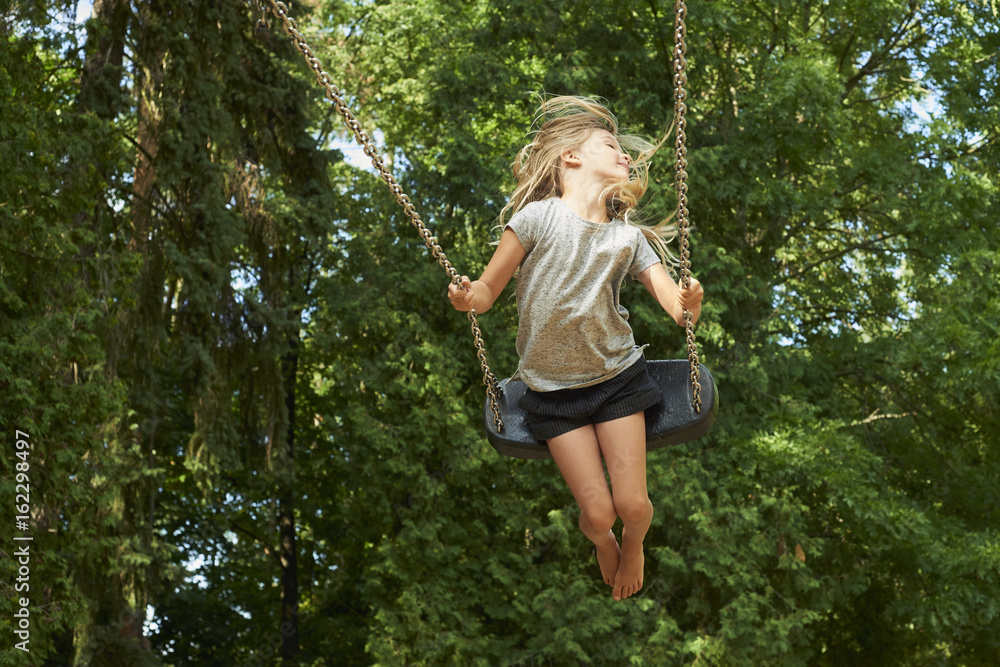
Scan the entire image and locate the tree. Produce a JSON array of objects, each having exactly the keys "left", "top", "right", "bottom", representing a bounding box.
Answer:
[
  {"left": 1, "top": 1, "right": 164, "bottom": 663},
  {"left": 3, "top": 0, "right": 997, "bottom": 663},
  {"left": 310, "top": 0, "right": 1000, "bottom": 663}
]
